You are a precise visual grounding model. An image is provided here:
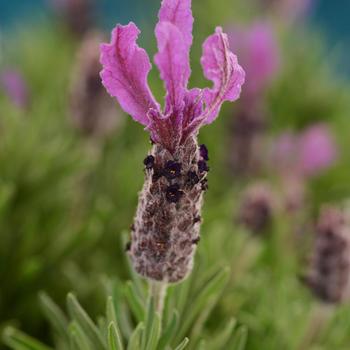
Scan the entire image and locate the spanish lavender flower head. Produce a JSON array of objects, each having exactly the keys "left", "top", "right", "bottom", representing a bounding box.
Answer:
[
  {"left": 299, "top": 124, "right": 337, "bottom": 177},
  {"left": 238, "top": 182, "right": 276, "bottom": 234},
  {"left": 70, "top": 31, "right": 121, "bottom": 137},
  {"left": 273, "top": 123, "right": 337, "bottom": 178},
  {"left": 100, "top": 0, "right": 245, "bottom": 283},
  {"left": 50, "top": 0, "right": 92, "bottom": 36},
  {"left": 303, "top": 205, "right": 350, "bottom": 304},
  {"left": 228, "top": 22, "right": 279, "bottom": 99},
  {"left": 0, "top": 69, "right": 29, "bottom": 109},
  {"left": 261, "top": 0, "right": 313, "bottom": 22}
]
